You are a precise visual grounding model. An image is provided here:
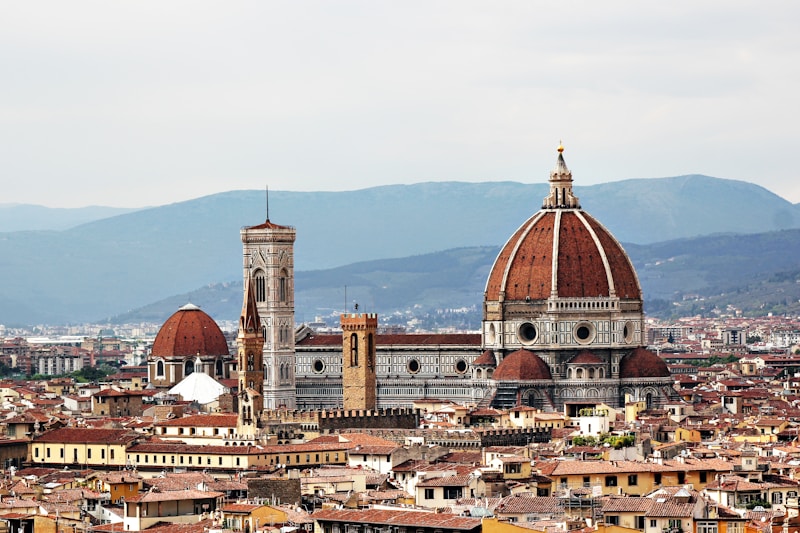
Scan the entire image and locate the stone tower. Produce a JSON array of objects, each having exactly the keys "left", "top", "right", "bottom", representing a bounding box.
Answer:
[
  {"left": 341, "top": 313, "right": 378, "bottom": 410},
  {"left": 241, "top": 218, "right": 297, "bottom": 409},
  {"left": 237, "top": 275, "right": 264, "bottom": 436}
]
